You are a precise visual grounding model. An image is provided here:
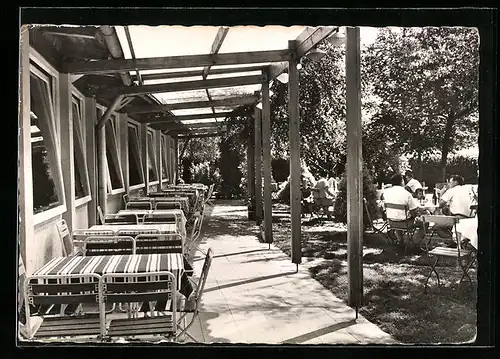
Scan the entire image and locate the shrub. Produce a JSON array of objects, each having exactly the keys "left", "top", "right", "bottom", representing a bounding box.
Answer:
[
  {"left": 409, "top": 154, "right": 478, "bottom": 186},
  {"left": 333, "top": 166, "right": 378, "bottom": 226}
]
